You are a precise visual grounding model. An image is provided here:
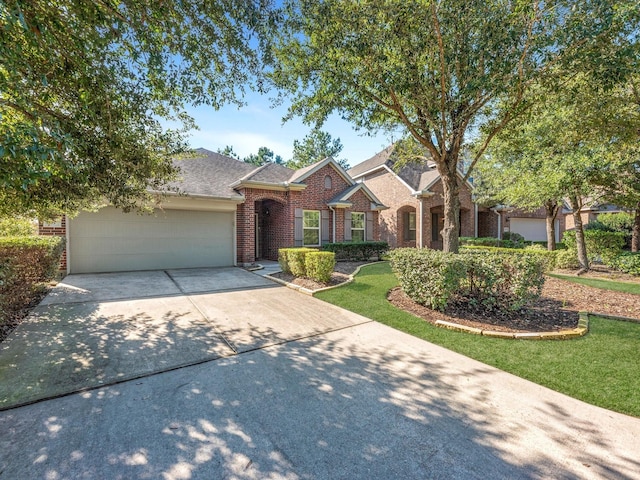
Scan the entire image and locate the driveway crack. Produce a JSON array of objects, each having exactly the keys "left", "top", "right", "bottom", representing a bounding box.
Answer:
[{"left": 163, "top": 270, "right": 239, "bottom": 354}]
